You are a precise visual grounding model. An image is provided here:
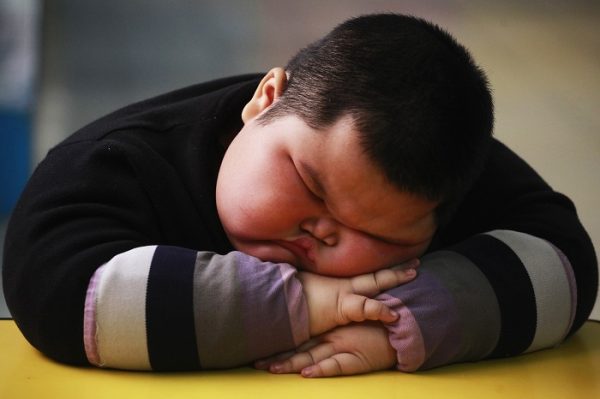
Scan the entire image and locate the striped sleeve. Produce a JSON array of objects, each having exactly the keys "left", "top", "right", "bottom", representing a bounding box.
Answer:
[
  {"left": 378, "top": 229, "right": 577, "bottom": 372},
  {"left": 83, "top": 245, "right": 309, "bottom": 370}
]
